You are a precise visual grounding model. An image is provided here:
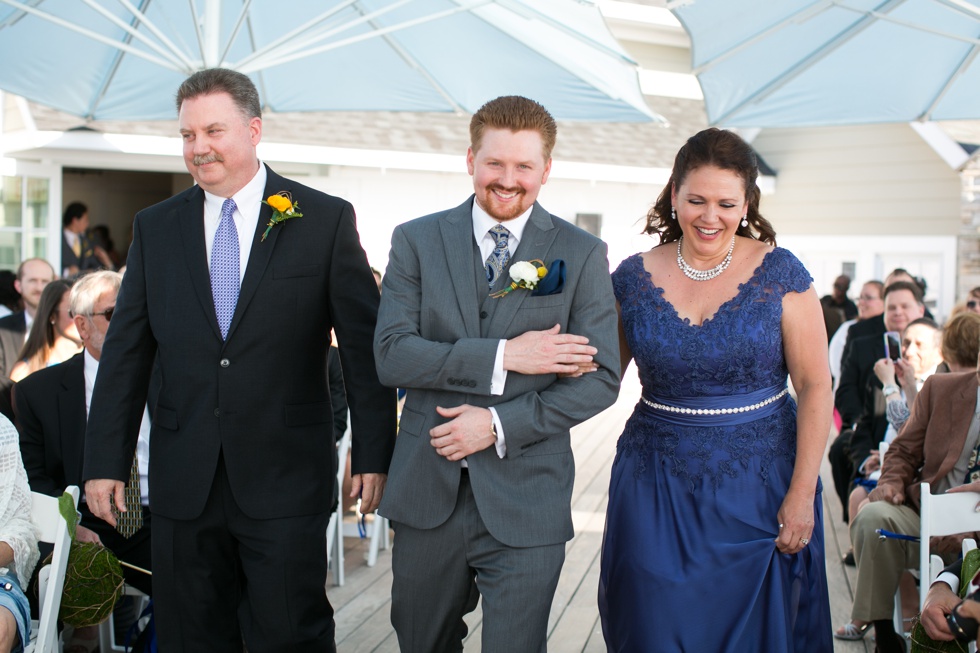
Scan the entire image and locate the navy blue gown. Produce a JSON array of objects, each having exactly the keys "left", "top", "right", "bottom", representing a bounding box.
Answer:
[{"left": 598, "top": 248, "right": 832, "bottom": 652}]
